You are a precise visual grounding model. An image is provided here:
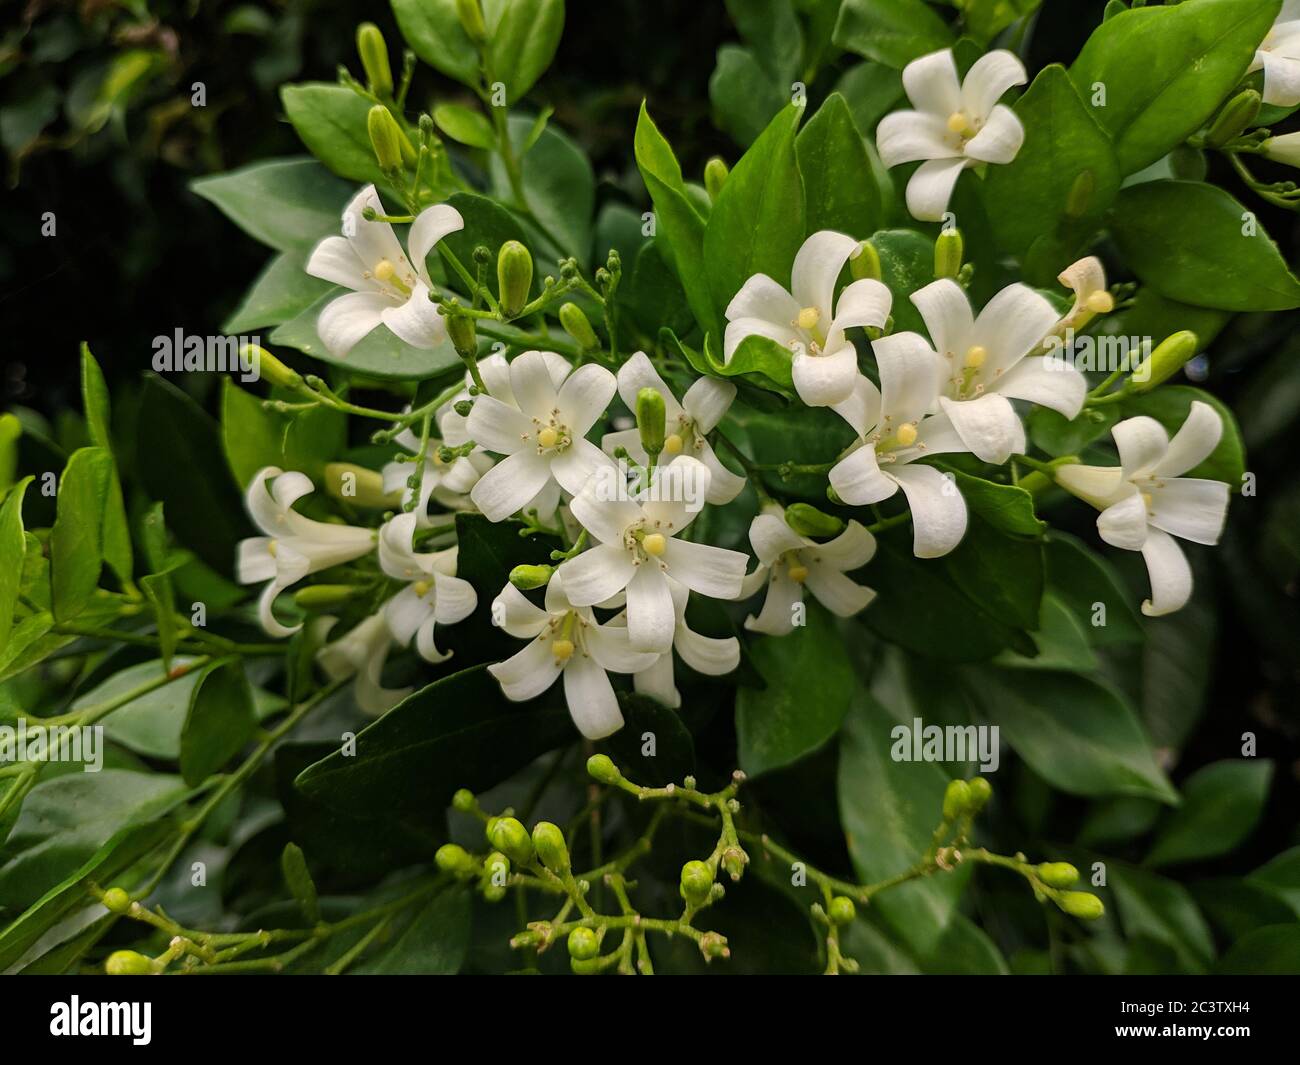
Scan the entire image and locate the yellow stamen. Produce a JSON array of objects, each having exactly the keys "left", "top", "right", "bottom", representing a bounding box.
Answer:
[
  {"left": 537, "top": 426, "right": 559, "bottom": 448},
  {"left": 267, "top": 539, "right": 278, "bottom": 557},
  {"left": 413, "top": 579, "right": 432, "bottom": 598},
  {"left": 551, "top": 638, "right": 575, "bottom": 661},
  {"left": 664, "top": 433, "right": 683, "bottom": 455},
  {"left": 796, "top": 307, "right": 821, "bottom": 332},
  {"left": 373, "top": 259, "right": 396, "bottom": 282},
  {"left": 787, "top": 563, "right": 809, "bottom": 583},
  {"left": 947, "top": 112, "right": 969, "bottom": 134},
  {"left": 964, "top": 345, "right": 987, "bottom": 369},
  {"left": 642, "top": 532, "right": 667, "bottom": 556},
  {"left": 895, "top": 422, "right": 918, "bottom": 447},
  {"left": 1086, "top": 291, "right": 1114, "bottom": 314},
  {"left": 1141, "top": 492, "right": 1153, "bottom": 510}
]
